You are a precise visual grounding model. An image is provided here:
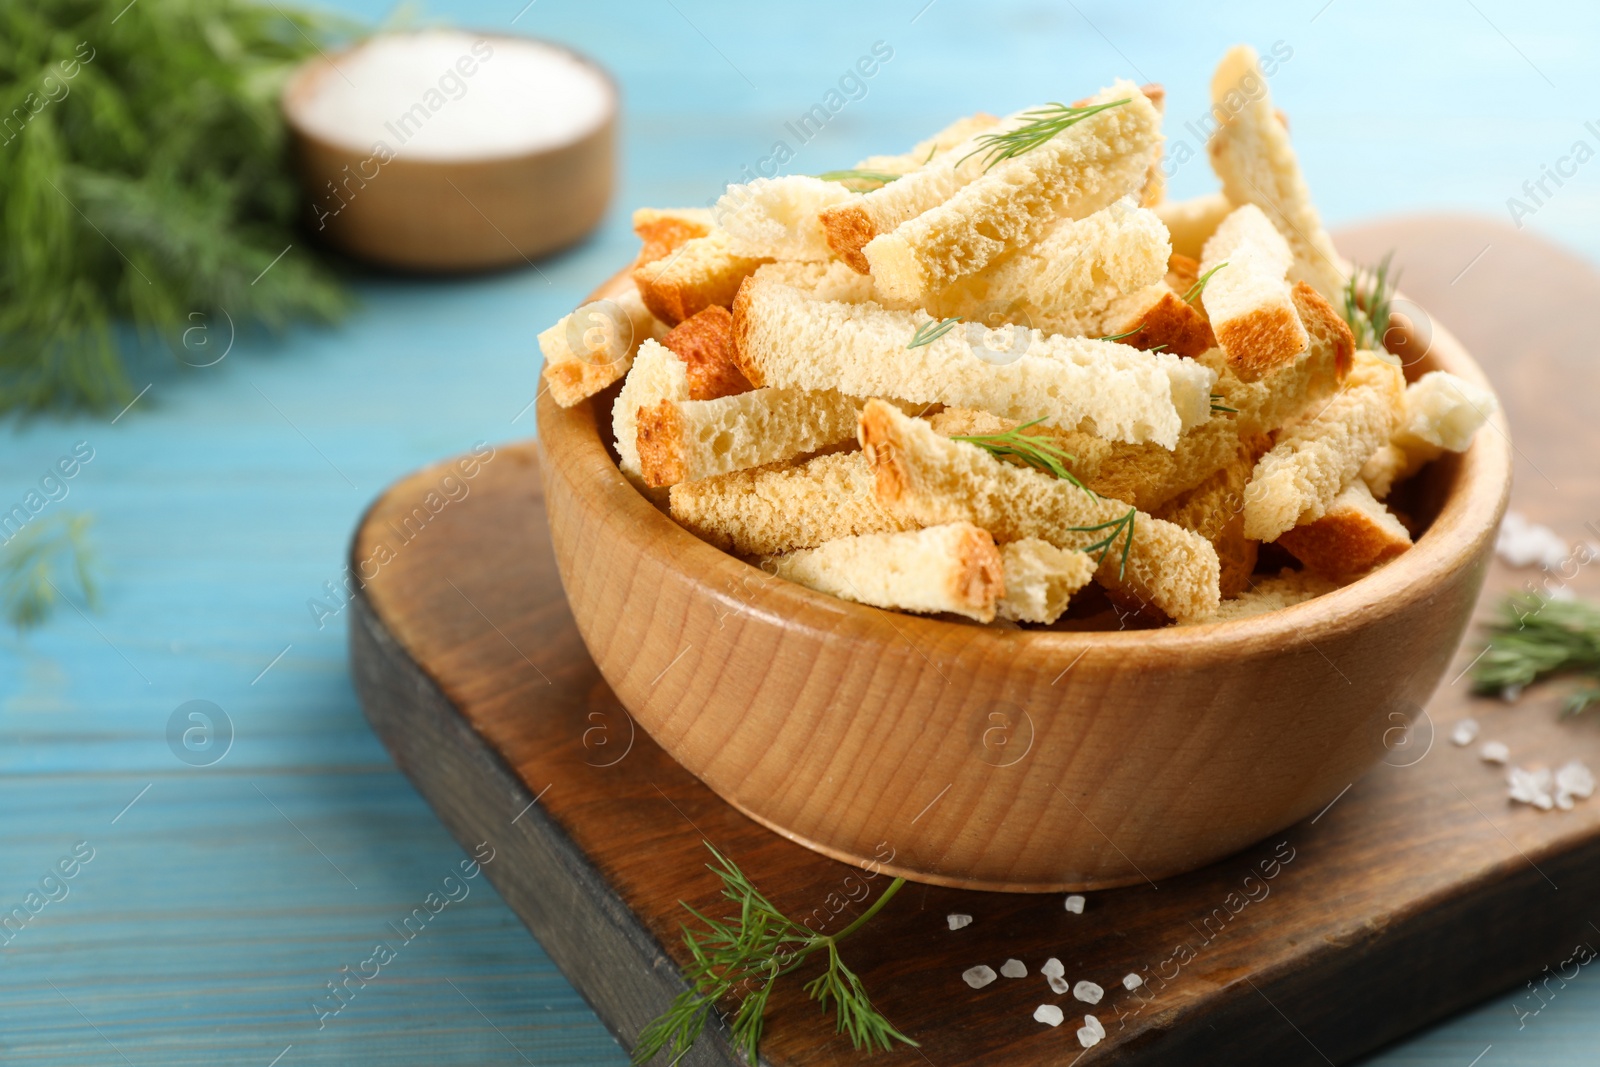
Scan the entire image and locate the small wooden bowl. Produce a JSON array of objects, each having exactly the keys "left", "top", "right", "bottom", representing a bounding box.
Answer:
[
  {"left": 538, "top": 271, "right": 1512, "bottom": 892},
  {"left": 282, "top": 33, "right": 616, "bottom": 272}
]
